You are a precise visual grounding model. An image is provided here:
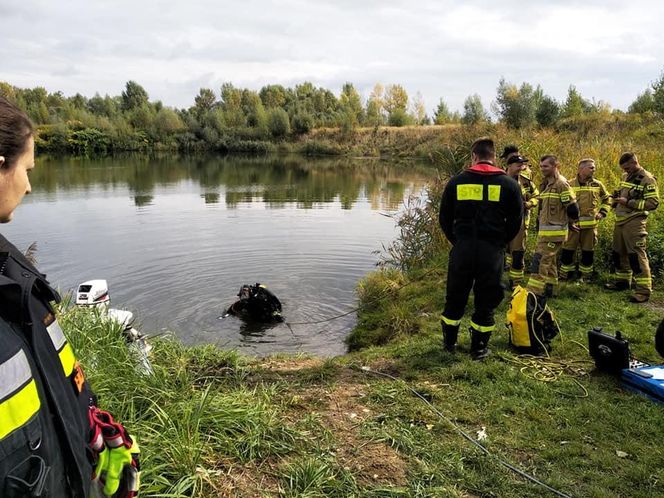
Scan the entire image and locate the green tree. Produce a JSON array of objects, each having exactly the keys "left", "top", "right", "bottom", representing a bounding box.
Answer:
[
  {"left": 628, "top": 89, "right": 655, "bottom": 114},
  {"left": 339, "top": 82, "right": 364, "bottom": 127},
  {"left": 259, "top": 84, "right": 288, "bottom": 109},
  {"left": 535, "top": 95, "right": 560, "bottom": 127},
  {"left": 561, "top": 86, "right": 591, "bottom": 118},
  {"left": 194, "top": 88, "right": 217, "bottom": 116},
  {"left": 383, "top": 84, "right": 408, "bottom": 116},
  {"left": 121, "top": 81, "right": 149, "bottom": 111},
  {"left": 461, "top": 94, "right": 489, "bottom": 125},
  {"left": 153, "top": 107, "right": 185, "bottom": 138},
  {"left": 493, "top": 78, "right": 538, "bottom": 129},
  {"left": 651, "top": 71, "right": 664, "bottom": 115},
  {"left": 433, "top": 98, "right": 452, "bottom": 124},
  {"left": 220, "top": 83, "right": 245, "bottom": 127}
]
